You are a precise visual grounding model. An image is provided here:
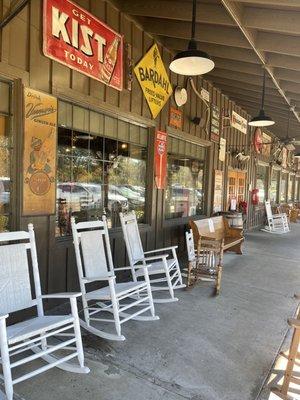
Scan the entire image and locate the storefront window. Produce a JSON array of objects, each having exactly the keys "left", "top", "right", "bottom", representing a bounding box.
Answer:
[
  {"left": 0, "top": 81, "right": 11, "bottom": 232},
  {"left": 165, "top": 137, "right": 206, "bottom": 219},
  {"left": 280, "top": 173, "right": 288, "bottom": 202},
  {"left": 287, "top": 174, "right": 294, "bottom": 202},
  {"left": 56, "top": 103, "right": 148, "bottom": 236},
  {"left": 269, "top": 169, "right": 279, "bottom": 204},
  {"left": 256, "top": 165, "right": 268, "bottom": 204}
]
